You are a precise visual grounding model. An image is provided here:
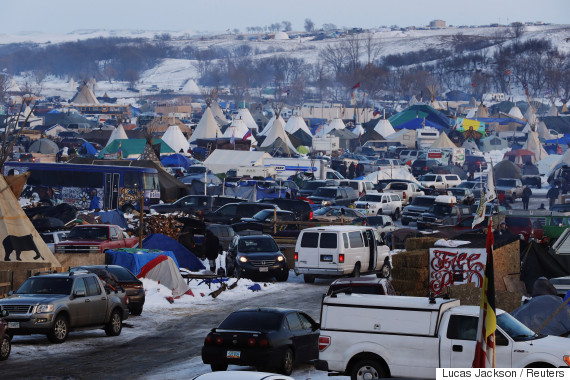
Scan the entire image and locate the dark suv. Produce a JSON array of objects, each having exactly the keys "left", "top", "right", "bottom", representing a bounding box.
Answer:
[
  {"left": 411, "top": 159, "right": 440, "bottom": 177},
  {"left": 204, "top": 202, "right": 278, "bottom": 225},
  {"left": 463, "top": 155, "right": 488, "bottom": 173},
  {"left": 257, "top": 198, "right": 313, "bottom": 221},
  {"left": 417, "top": 202, "right": 472, "bottom": 230},
  {"left": 307, "top": 186, "right": 358, "bottom": 206},
  {"left": 225, "top": 235, "right": 289, "bottom": 281},
  {"left": 401, "top": 196, "right": 437, "bottom": 226},
  {"left": 150, "top": 195, "right": 246, "bottom": 214},
  {"left": 297, "top": 180, "right": 338, "bottom": 197}
]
